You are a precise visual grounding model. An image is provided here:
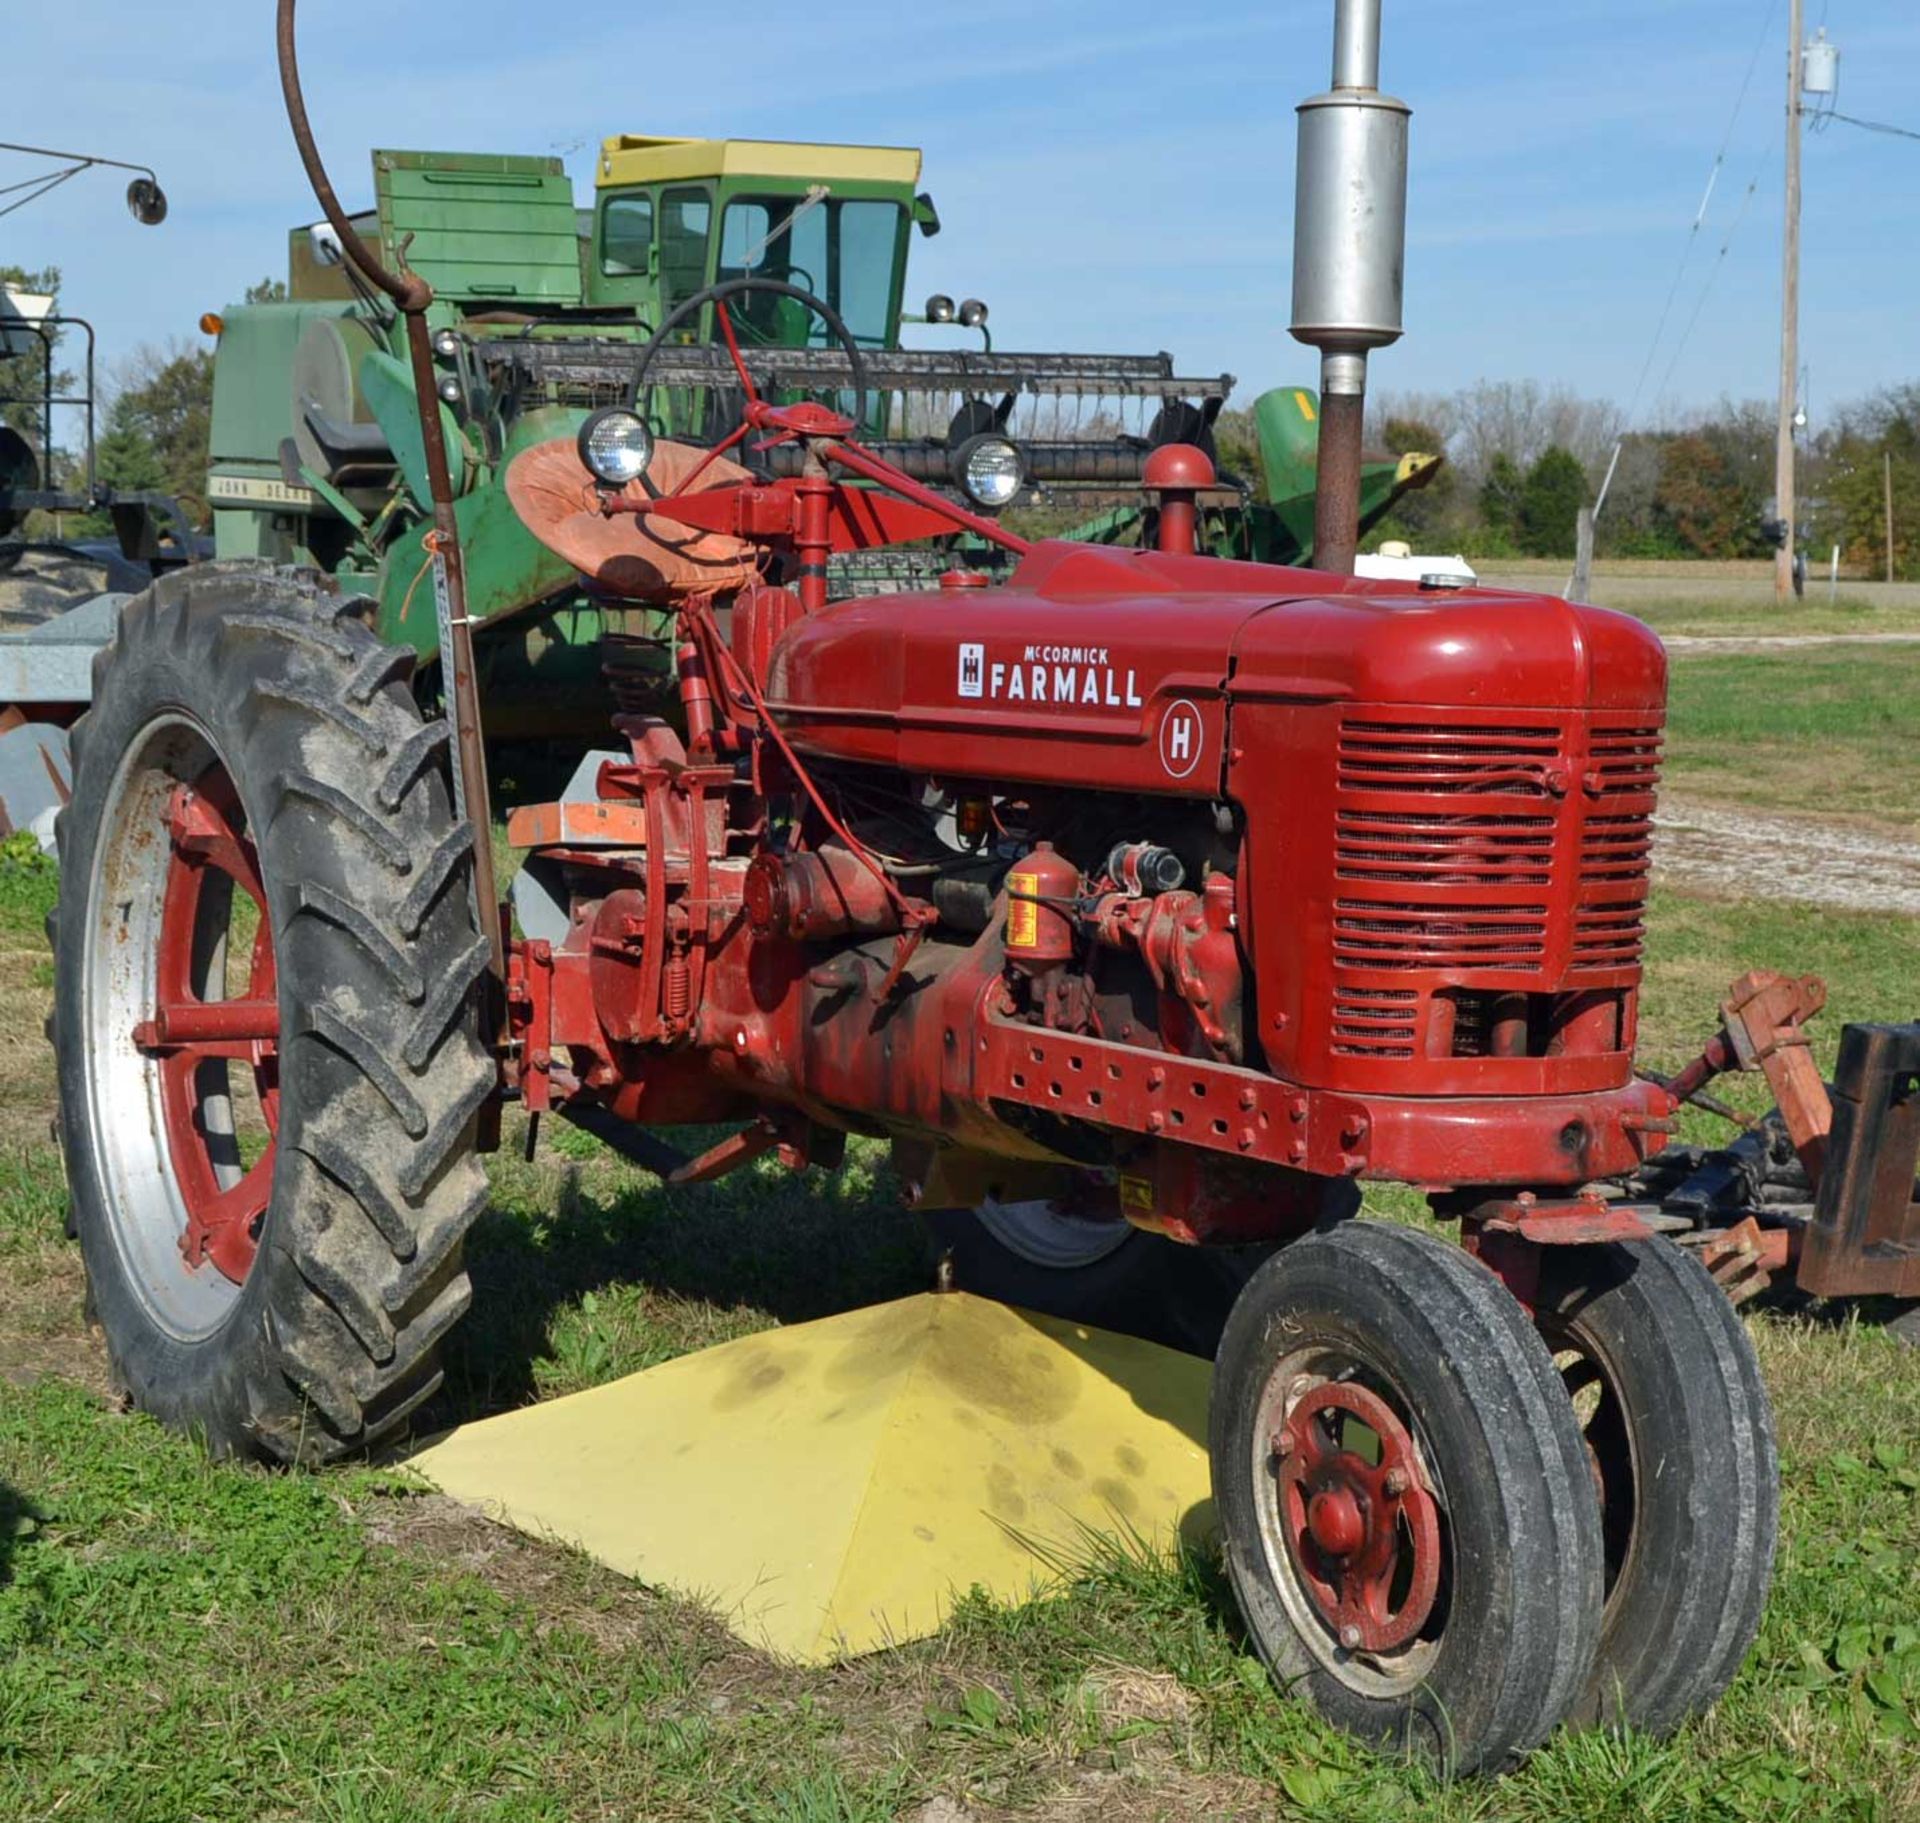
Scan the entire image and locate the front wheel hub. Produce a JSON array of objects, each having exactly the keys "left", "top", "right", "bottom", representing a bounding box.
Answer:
[{"left": 1273, "top": 1380, "right": 1441, "bottom": 1653}]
